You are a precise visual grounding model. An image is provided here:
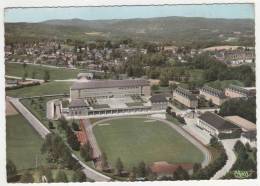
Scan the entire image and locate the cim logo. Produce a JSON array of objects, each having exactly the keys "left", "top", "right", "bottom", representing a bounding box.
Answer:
[{"left": 233, "top": 170, "right": 254, "bottom": 179}]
